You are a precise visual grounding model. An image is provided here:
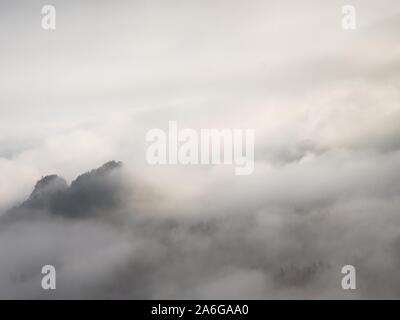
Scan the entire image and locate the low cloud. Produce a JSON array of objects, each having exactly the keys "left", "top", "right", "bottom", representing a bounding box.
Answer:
[
  {"left": 1, "top": 150, "right": 400, "bottom": 299},
  {"left": 1, "top": 0, "right": 400, "bottom": 299}
]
